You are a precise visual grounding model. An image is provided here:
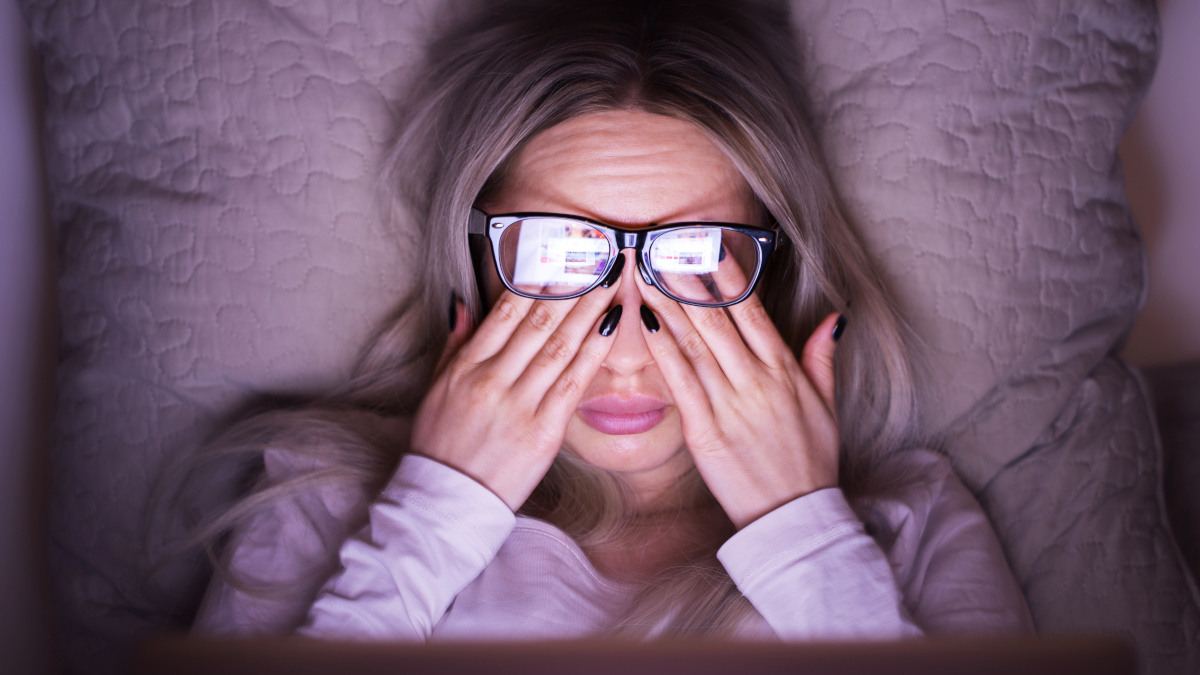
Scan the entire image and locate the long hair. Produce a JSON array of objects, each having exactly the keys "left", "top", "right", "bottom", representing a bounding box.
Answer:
[{"left": 166, "top": 0, "right": 923, "bottom": 638}]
